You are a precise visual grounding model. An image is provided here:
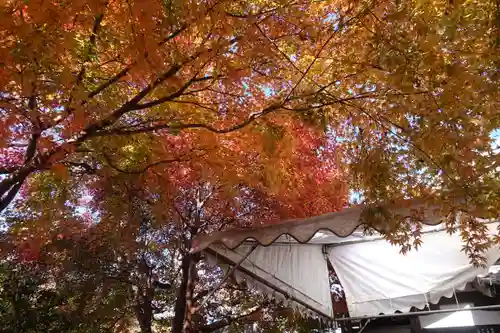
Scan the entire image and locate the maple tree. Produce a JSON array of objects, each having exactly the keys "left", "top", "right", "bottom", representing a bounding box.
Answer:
[
  {"left": 0, "top": 0, "right": 500, "bottom": 331},
  {"left": 0, "top": 169, "right": 344, "bottom": 333},
  {"left": 0, "top": 0, "right": 350, "bottom": 214},
  {"left": 83, "top": 151, "right": 344, "bottom": 333},
  {"left": 1, "top": 59, "right": 345, "bottom": 331},
  {"left": 0, "top": 0, "right": 498, "bottom": 217}
]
